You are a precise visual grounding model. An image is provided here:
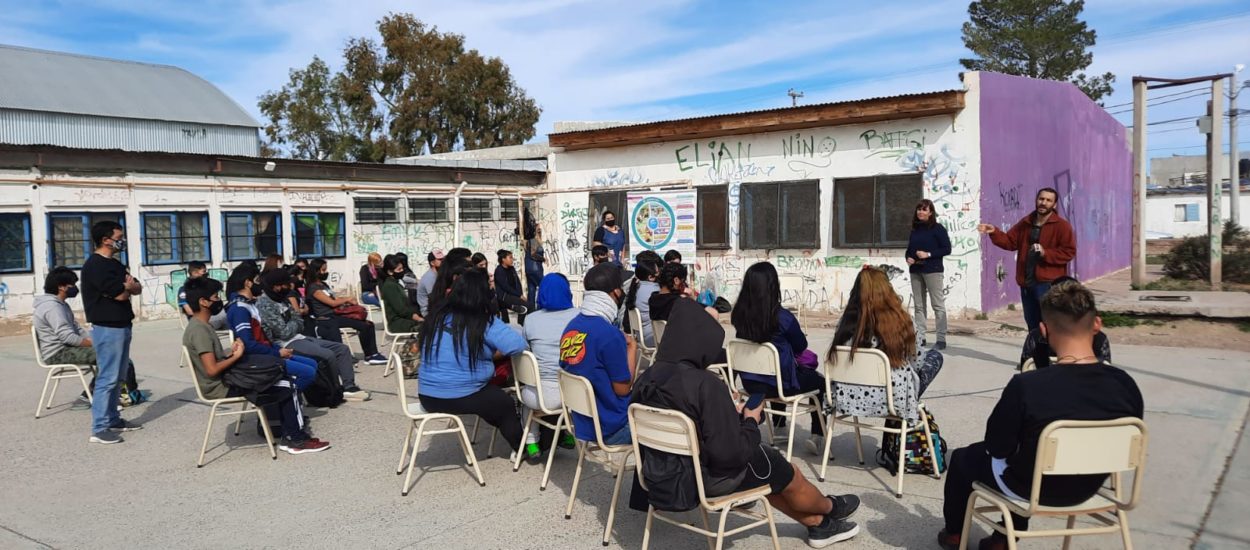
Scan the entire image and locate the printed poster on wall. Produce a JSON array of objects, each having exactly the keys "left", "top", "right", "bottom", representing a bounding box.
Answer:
[{"left": 626, "top": 190, "right": 697, "bottom": 259}]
